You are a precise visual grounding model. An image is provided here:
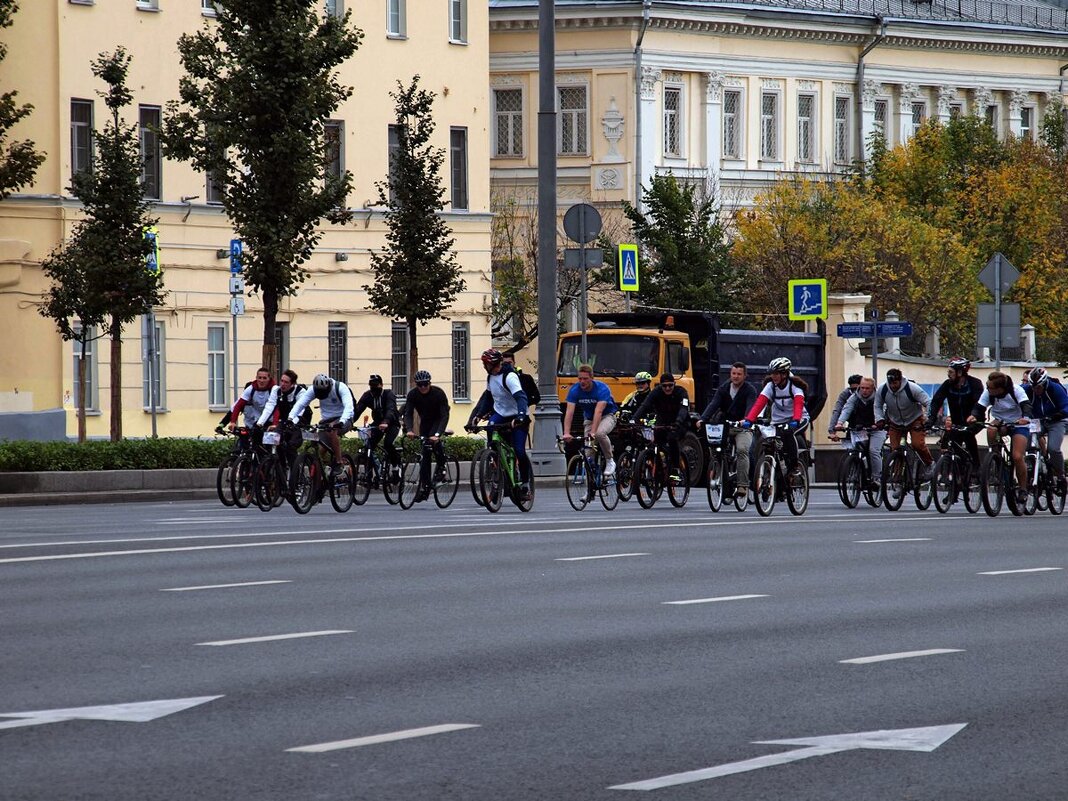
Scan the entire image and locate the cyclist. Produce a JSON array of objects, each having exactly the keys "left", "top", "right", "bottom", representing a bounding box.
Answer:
[
  {"left": 220, "top": 367, "right": 276, "bottom": 445},
  {"left": 620, "top": 371, "right": 654, "bottom": 419},
  {"left": 967, "top": 371, "right": 1032, "bottom": 506},
  {"left": 264, "top": 369, "right": 310, "bottom": 468},
  {"left": 562, "top": 363, "right": 618, "bottom": 476},
  {"left": 634, "top": 372, "right": 691, "bottom": 482},
  {"left": 698, "top": 362, "right": 757, "bottom": 496},
  {"left": 827, "top": 374, "right": 863, "bottom": 442},
  {"left": 834, "top": 376, "right": 886, "bottom": 488},
  {"left": 876, "top": 367, "right": 933, "bottom": 477},
  {"left": 502, "top": 352, "right": 540, "bottom": 412},
  {"left": 743, "top": 357, "right": 809, "bottom": 481},
  {"left": 287, "top": 373, "right": 356, "bottom": 479},
  {"left": 928, "top": 357, "right": 983, "bottom": 470},
  {"left": 466, "top": 348, "right": 532, "bottom": 497},
  {"left": 353, "top": 374, "right": 402, "bottom": 480},
  {"left": 403, "top": 369, "right": 451, "bottom": 502},
  {"left": 1026, "top": 367, "right": 1068, "bottom": 490}
]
